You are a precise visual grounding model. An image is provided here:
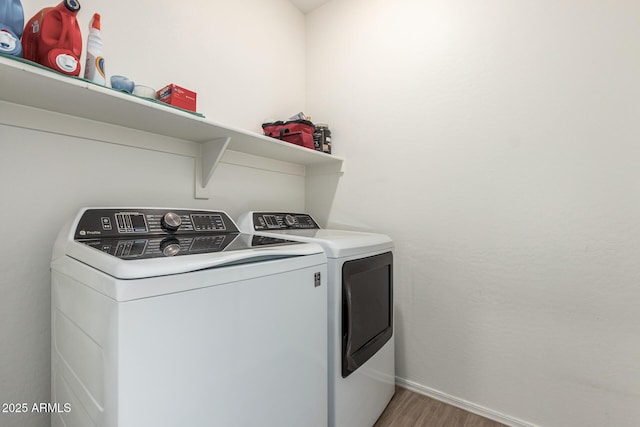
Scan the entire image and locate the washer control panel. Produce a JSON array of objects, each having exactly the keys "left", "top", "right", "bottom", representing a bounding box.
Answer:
[
  {"left": 72, "top": 209, "right": 302, "bottom": 260},
  {"left": 74, "top": 208, "right": 238, "bottom": 239},
  {"left": 251, "top": 212, "right": 319, "bottom": 231},
  {"left": 81, "top": 234, "right": 239, "bottom": 259}
]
